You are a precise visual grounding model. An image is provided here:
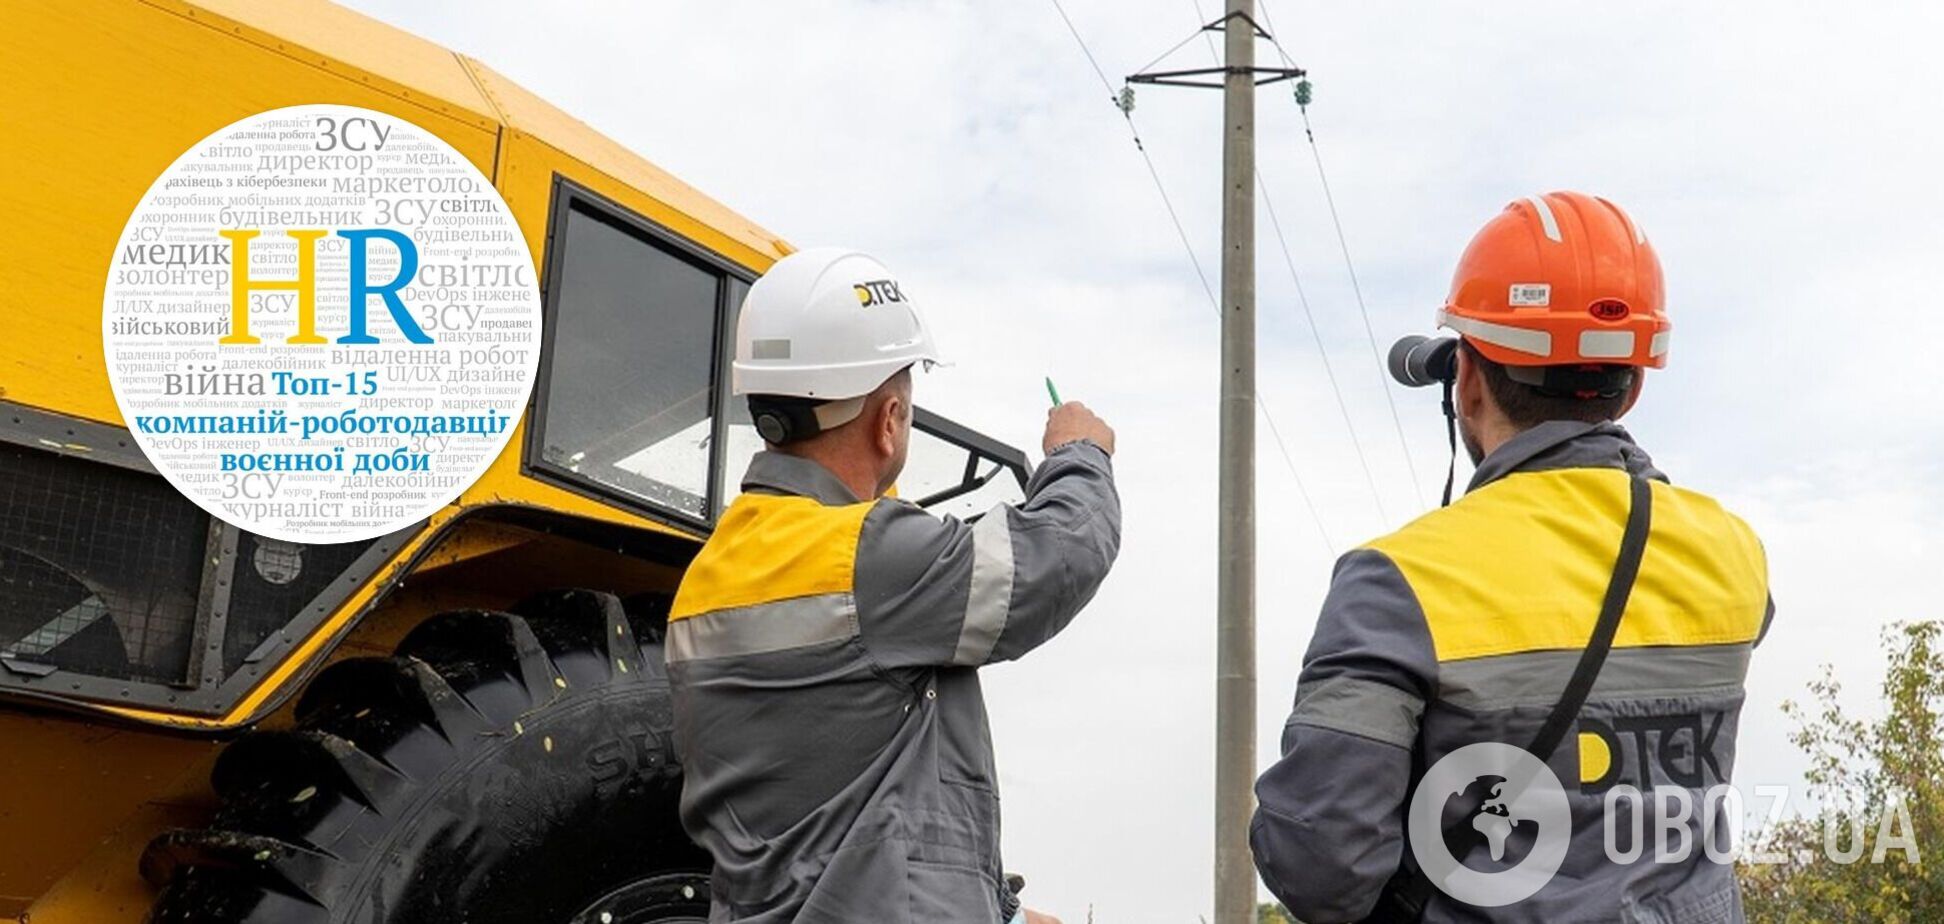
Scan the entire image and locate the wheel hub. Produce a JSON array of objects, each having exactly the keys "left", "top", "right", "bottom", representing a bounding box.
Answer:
[{"left": 567, "top": 871, "right": 711, "bottom": 924}]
